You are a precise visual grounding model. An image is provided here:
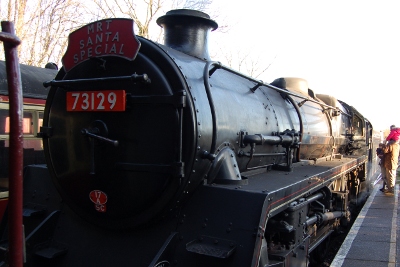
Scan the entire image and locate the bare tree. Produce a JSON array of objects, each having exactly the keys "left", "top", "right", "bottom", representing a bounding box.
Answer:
[
  {"left": 88, "top": 0, "right": 212, "bottom": 40},
  {"left": 1, "top": 0, "right": 214, "bottom": 67},
  {"left": 1, "top": 0, "right": 254, "bottom": 72},
  {"left": 214, "top": 44, "right": 275, "bottom": 79},
  {"left": 1, "top": 0, "right": 88, "bottom": 67},
  {"left": 246, "top": 54, "right": 277, "bottom": 79},
  {"left": 90, "top": 0, "right": 163, "bottom": 38}
]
